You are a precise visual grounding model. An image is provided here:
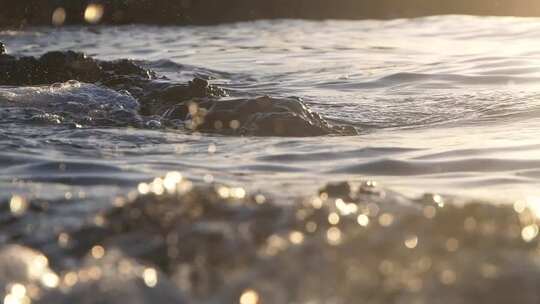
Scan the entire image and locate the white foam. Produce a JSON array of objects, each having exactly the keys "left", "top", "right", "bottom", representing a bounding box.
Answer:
[{"left": 0, "top": 81, "right": 139, "bottom": 112}]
